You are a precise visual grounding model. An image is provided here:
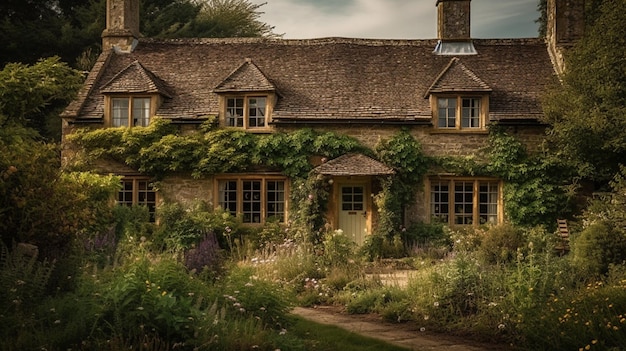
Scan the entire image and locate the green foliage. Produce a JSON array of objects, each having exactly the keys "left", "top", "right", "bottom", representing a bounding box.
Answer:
[
  {"left": 375, "top": 128, "right": 429, "bottom": 206},
  {"left": 0, "top": 57, "right": 83, "bottom": 140},
  {"left": 221, "top": 264, "right": 292, "bottom": 329},
  {"left": 486, "top": 127, "right": 573, "bottom": 228},
  {"left": 478, "top": 224, "right": 526, "bottom": 265},
  {"left": 153, "top": 201, "right": 236, "bottom": 253},
  {"left": 71, "top": 125, "right": 365, "bottom": 180},
  {"left": 321, "top": 229, "right": 357, "bottom": 267},
  {"left": 572, "top": 221, "right": 626, "bottom": 276},
  {"left": 542, "top": 0, "right": 626, "bottom": 183},
  {"left": 0, "top": 133, "right": 121, "bottom": 258}
]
